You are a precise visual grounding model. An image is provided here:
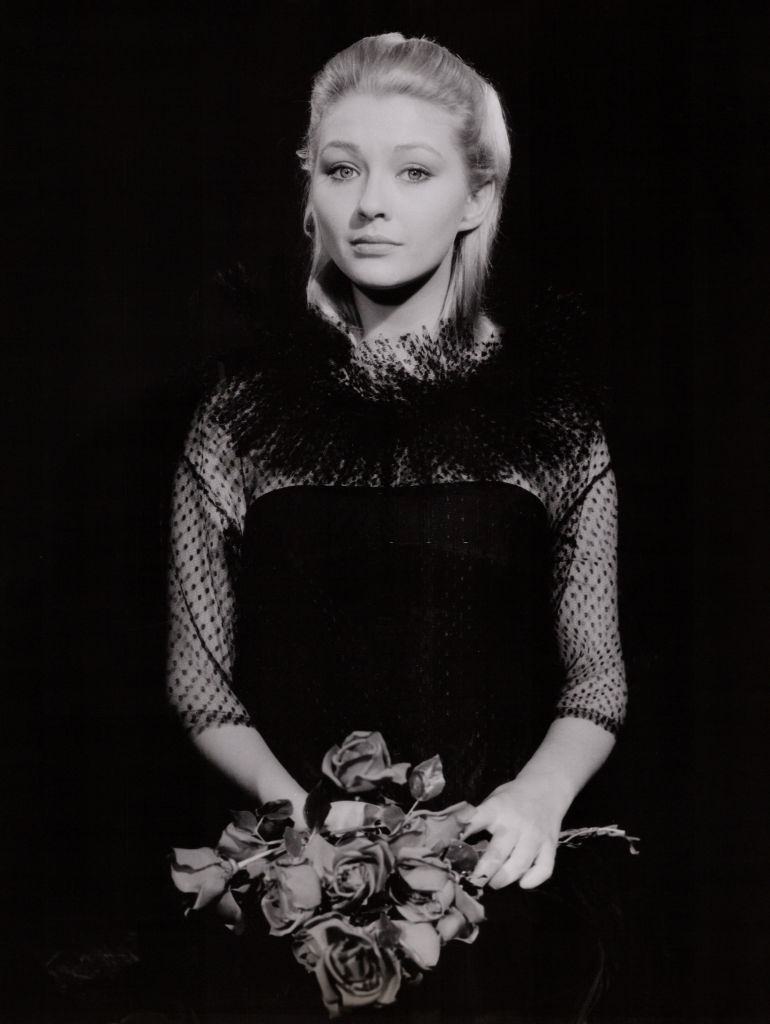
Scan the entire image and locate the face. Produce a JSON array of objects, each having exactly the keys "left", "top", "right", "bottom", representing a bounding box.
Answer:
[{"left": 310, "top": 92, "right": 487, "bottom": 292}]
